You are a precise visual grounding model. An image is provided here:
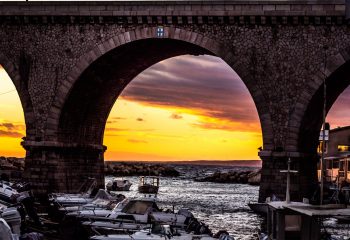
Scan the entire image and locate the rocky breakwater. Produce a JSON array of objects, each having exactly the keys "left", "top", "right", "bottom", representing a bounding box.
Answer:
[
  {"left": 105, "top": 162, "right": 180, "bottom": 177},
  {"left": 195, "top": 169, "right": 261, "bottom": 185},
  {"left": 0, "top": 156, "right": 24, "bottom": 181}
]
